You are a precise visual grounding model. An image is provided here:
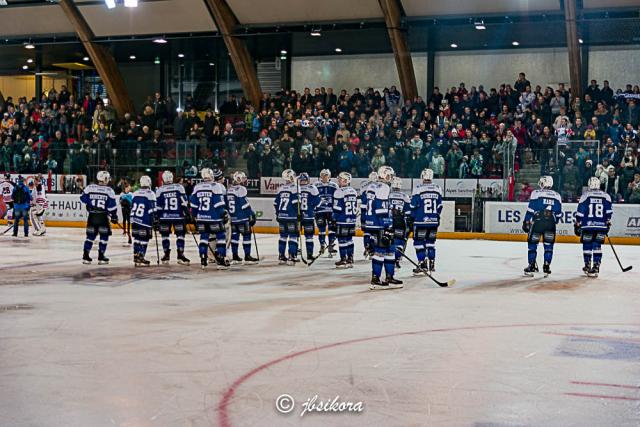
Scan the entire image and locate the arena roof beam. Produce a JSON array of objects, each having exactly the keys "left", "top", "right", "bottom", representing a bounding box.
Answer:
[
  {"left": 564, "top": 0, "right": 583, "bottom": 100},
  {"left": 58, "top": 0, "right": 135, "bottom": 118},
  {"left": 378, "top": 0, "right": 418, "bottom": 101},
  {"left": 203, "top": 0, "right": 262, "bottom": 108}
]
